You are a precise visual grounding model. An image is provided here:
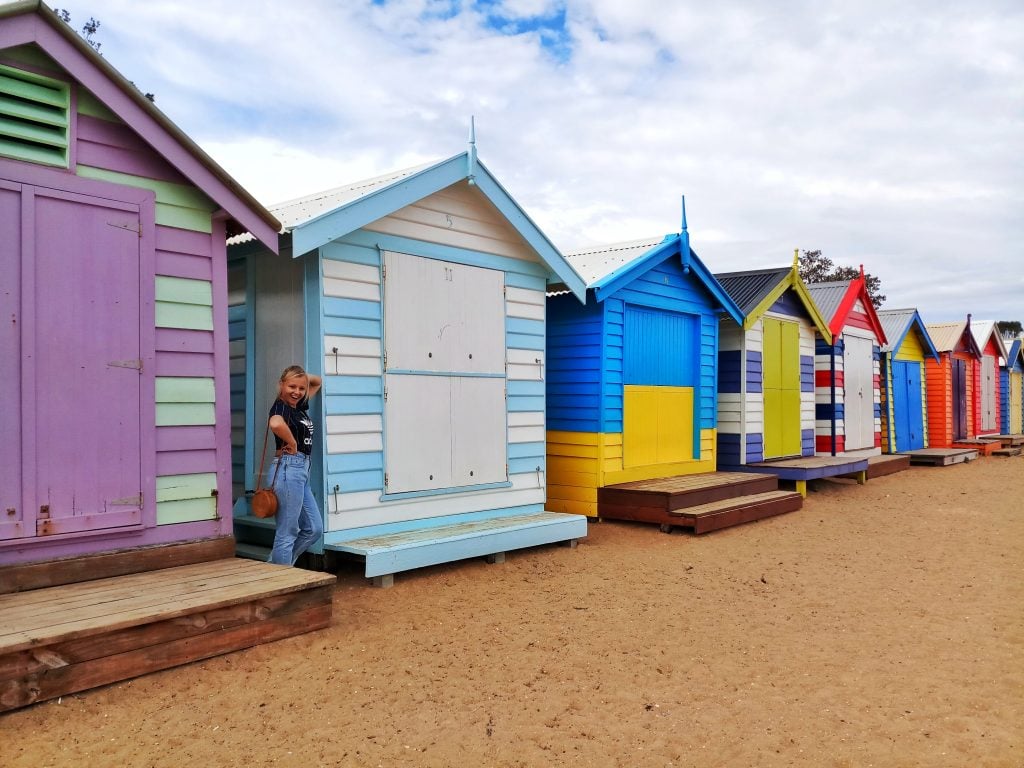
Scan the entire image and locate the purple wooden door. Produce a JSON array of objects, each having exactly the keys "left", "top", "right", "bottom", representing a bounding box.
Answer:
[
  {"left": 0, "top": 183, "right": 23, "bottom": 540},
  {"left": 952, "top": 357, "right": 967, "bottom": 441},
  {"left": 32, "top": 189, "right": 144, "bottom": 535},
  {"left": 1, "top": 186, "right": 145, "bottom": 543}
]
